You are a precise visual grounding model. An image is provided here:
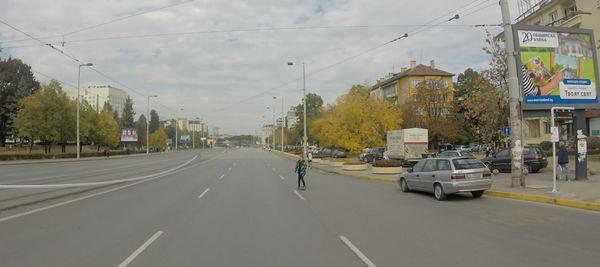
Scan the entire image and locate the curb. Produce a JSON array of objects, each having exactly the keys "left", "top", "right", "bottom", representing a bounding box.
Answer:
[
  {"left": 271, "top": 150, "right": 600, "bottom": 212},
  {"left": 334, "top": 172, "right": 397, "bottom": 183},
  {"left": 484, "top": 190, "right": 600, "bottom": 212}
]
